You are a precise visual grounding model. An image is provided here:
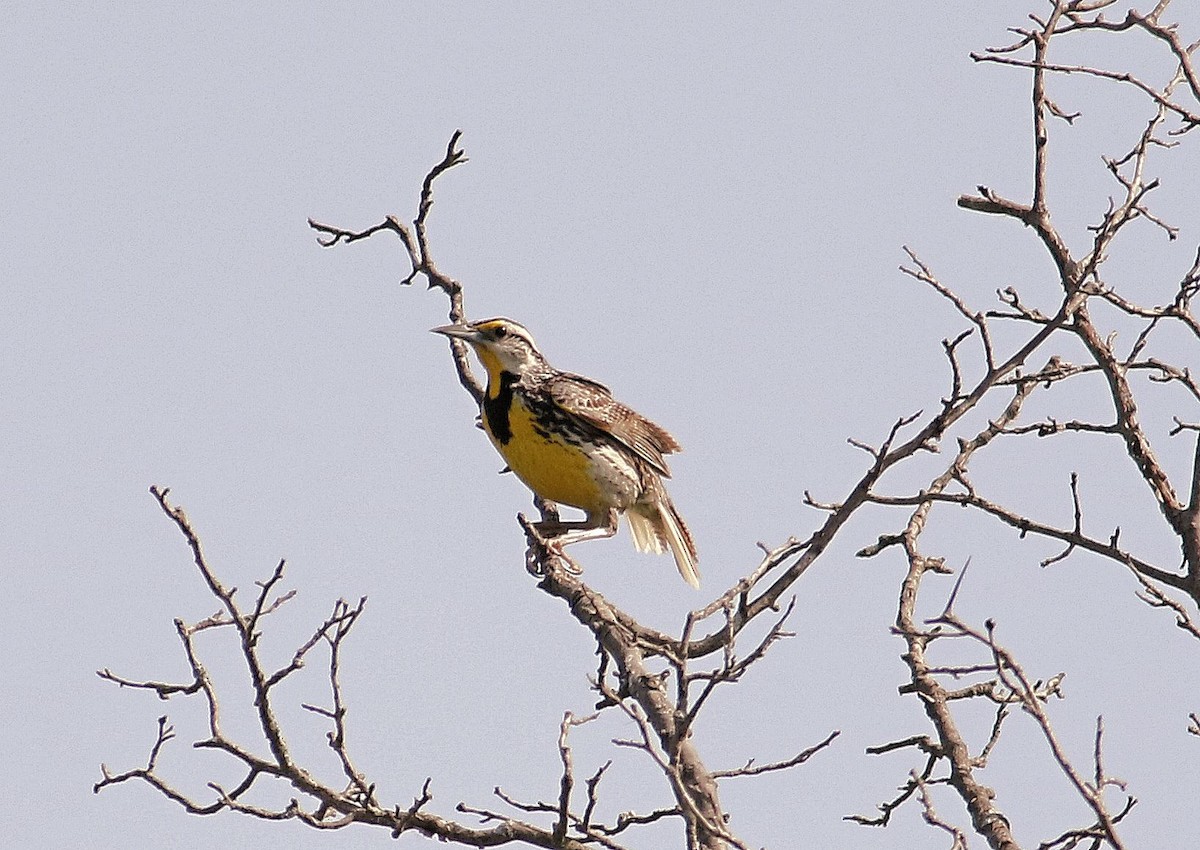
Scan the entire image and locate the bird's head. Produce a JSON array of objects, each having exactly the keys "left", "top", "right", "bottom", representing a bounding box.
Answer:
[{"left": 431, "top": 317, "right": 547, "bottom": 379}]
